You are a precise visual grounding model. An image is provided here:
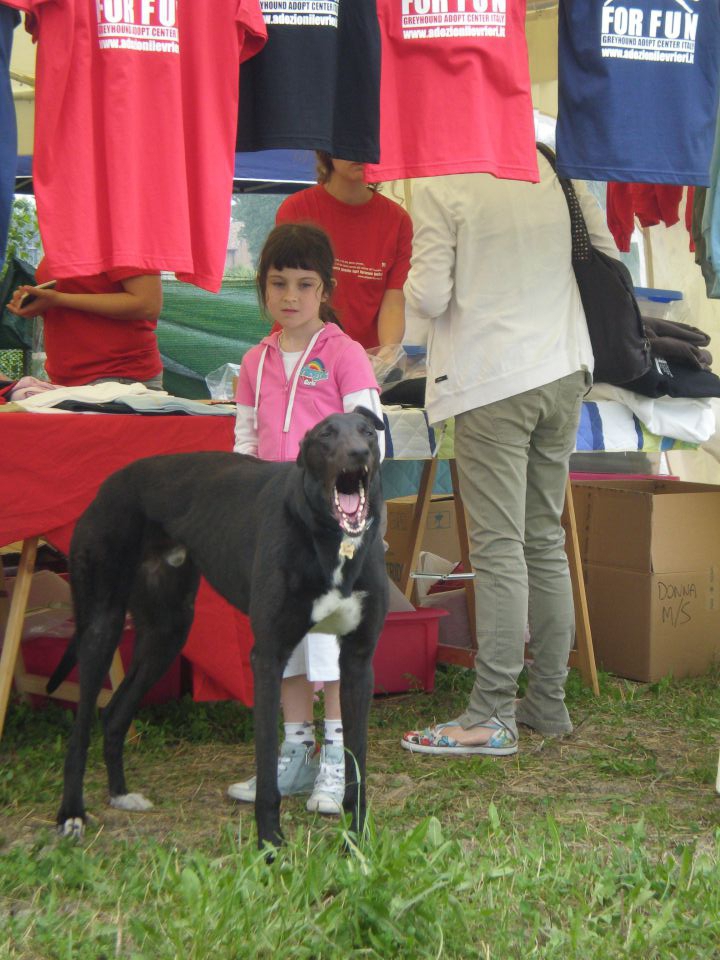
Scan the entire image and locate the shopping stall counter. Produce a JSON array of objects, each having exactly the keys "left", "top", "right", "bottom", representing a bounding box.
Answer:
[
  {"left": 0, "top": 405, "right": 450, "bottom": 734},
  {"left": 0, "top": 399, "right": 692, "bottom": 734}
]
